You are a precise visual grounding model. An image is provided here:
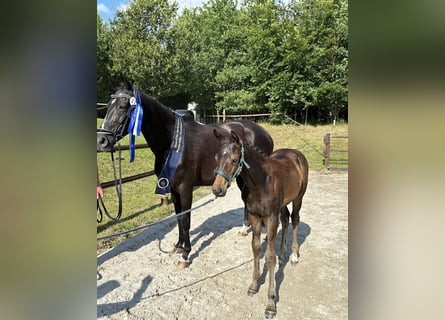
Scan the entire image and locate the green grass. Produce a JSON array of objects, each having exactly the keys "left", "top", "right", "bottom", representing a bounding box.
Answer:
[
  {"left": 259, "top": 122, "right": 348, "bottom": 171},
  {"left": 97, "top": 119, "right": 348, "bottom": 254}
]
